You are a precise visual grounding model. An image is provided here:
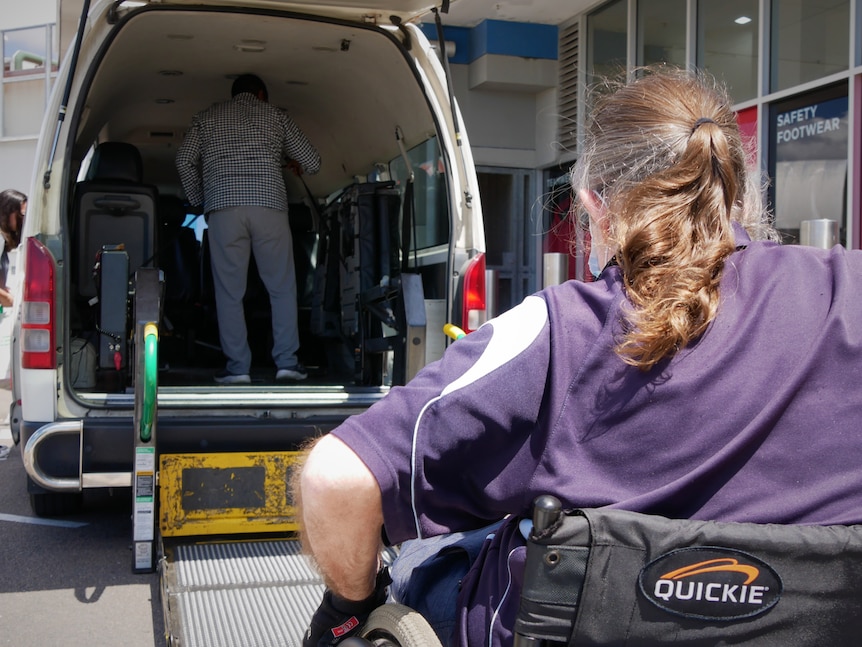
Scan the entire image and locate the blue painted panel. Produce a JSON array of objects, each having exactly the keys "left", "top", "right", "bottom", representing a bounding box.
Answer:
[{"left": 420, "top": 20, "right": 558, "bottom": 63}]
